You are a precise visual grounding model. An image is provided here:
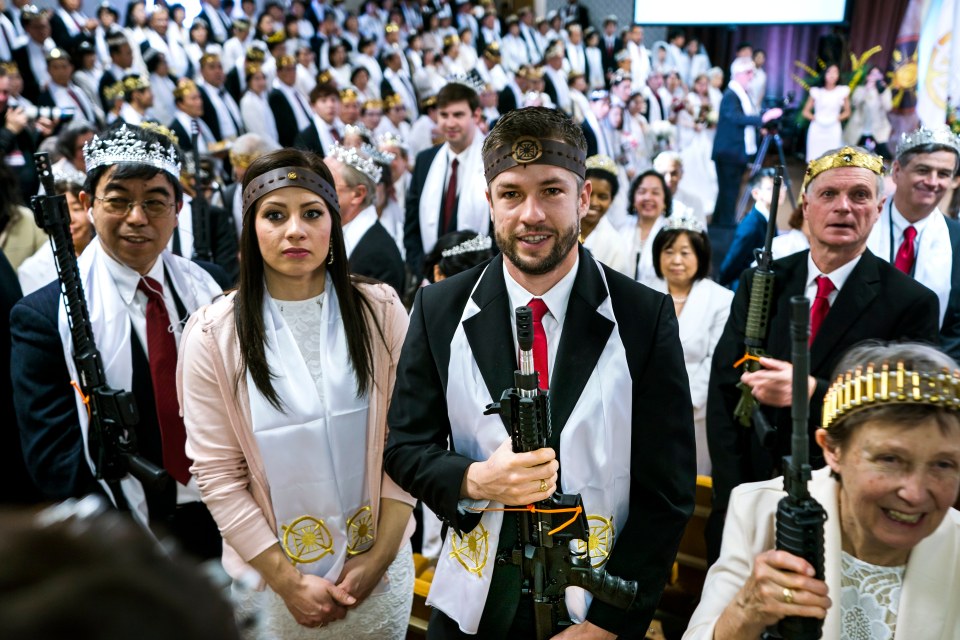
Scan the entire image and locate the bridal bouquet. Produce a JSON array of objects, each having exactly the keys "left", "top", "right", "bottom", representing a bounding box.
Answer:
[{"left": 650, "top": 120, "right": 676, "bottom": 151}]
